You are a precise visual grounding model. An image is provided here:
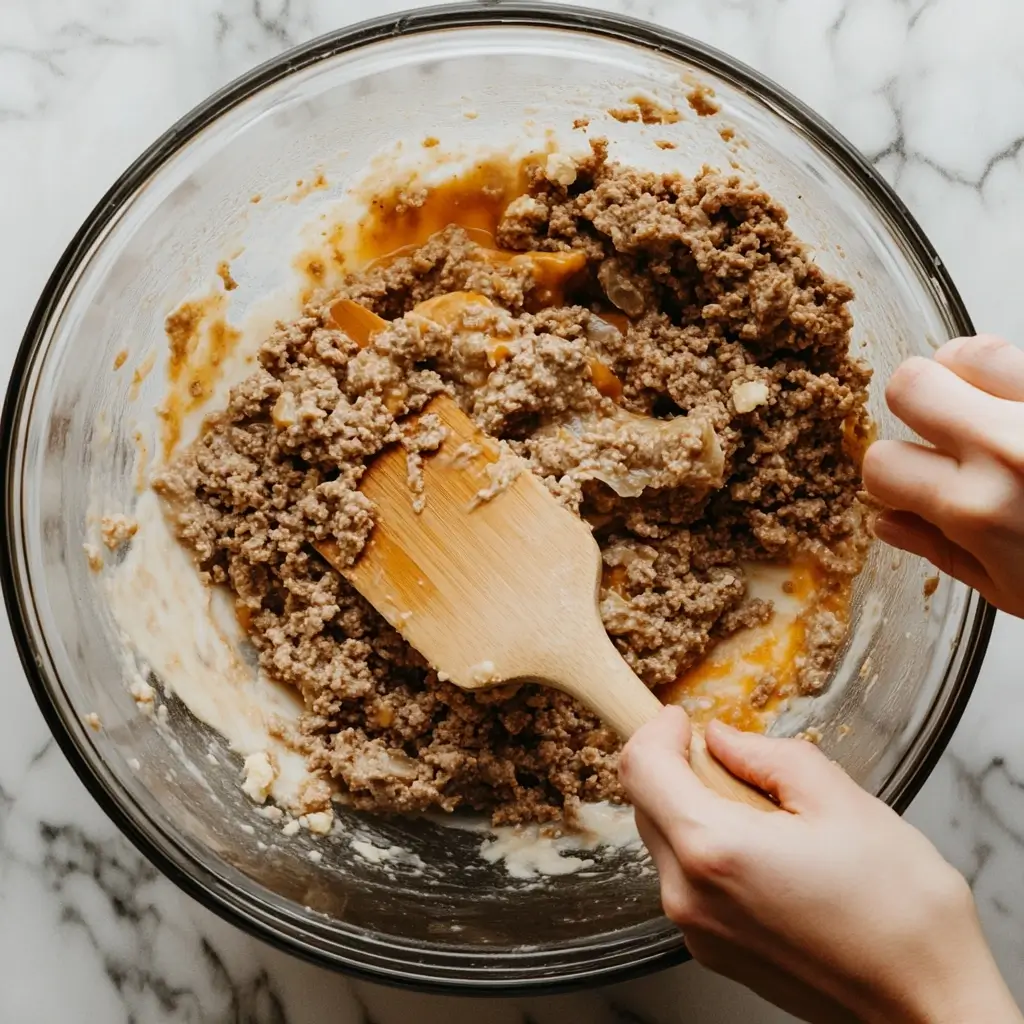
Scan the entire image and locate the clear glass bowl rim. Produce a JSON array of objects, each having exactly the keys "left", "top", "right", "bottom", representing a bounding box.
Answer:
[{"left": 0, "top": 0, "right": 994, "bottom": 995}]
